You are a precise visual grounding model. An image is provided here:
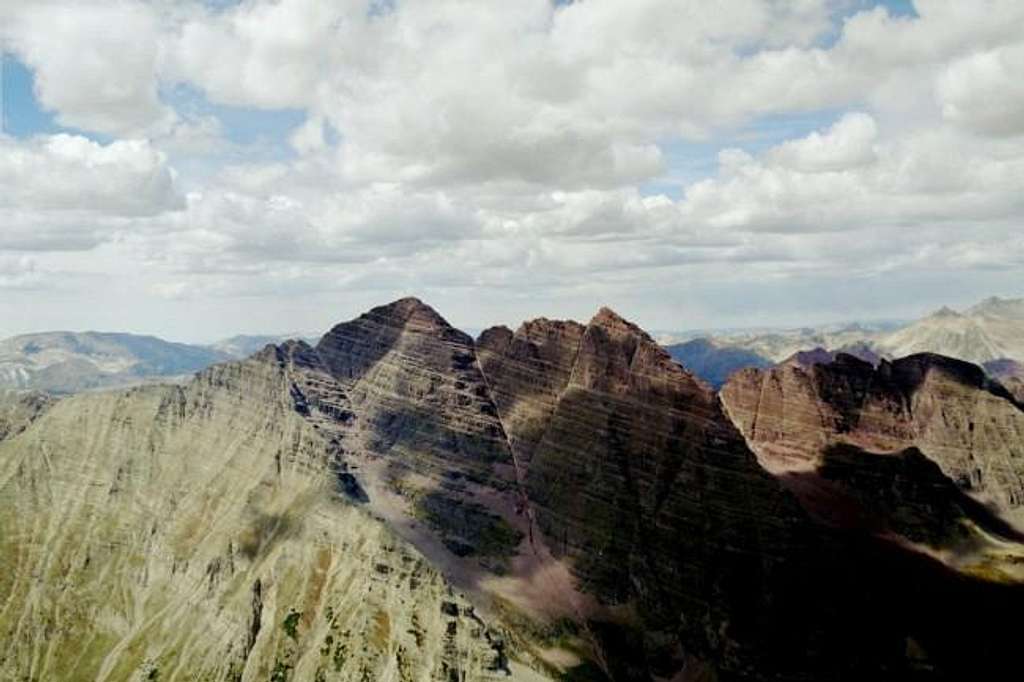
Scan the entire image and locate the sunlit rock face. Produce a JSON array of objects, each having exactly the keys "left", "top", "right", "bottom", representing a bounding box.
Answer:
[
  {"left": 0, "top": 391, "right": 54, "bottom": 441},
  {"left": 4, "top": 299, "right": 1024, "bottom": 682},
  {"left": 0, "top": 355, "right": 518, "bottom": 682},
  {"left": 721, "top": 353, "right": 1024, "bottom": 519}
]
